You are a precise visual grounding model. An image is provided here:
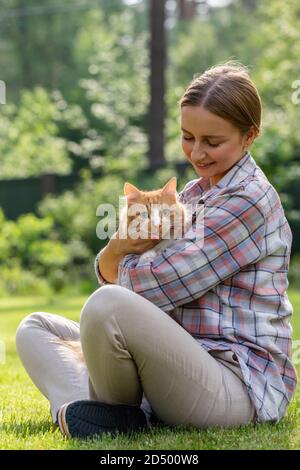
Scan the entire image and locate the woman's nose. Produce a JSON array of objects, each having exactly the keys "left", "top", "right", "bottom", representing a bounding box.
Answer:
[{"left": 191, "top": 142, "right": 206, "bottom": 160}]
